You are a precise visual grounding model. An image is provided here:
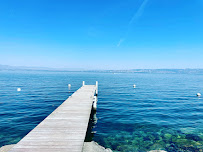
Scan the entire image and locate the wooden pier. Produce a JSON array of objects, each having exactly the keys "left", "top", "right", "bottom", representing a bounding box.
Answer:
[{"left": 9, "top": 82, "right": 98, "bottom": 152}]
